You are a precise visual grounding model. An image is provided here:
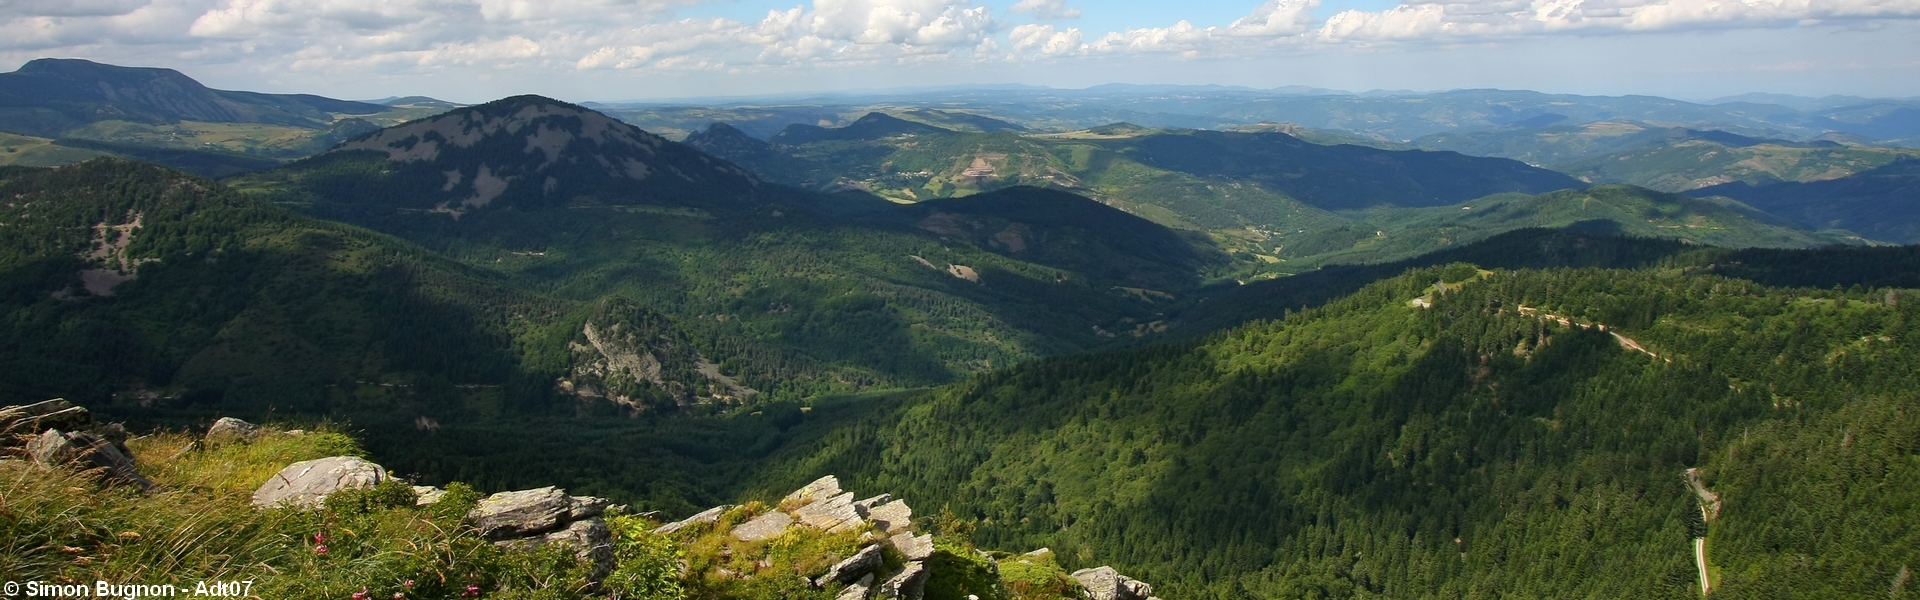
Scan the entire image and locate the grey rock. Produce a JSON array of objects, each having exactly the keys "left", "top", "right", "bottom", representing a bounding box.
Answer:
[
  {"left": 890, "top": 531, "right": 935, "bottom": 561},
  {"left": 27, "top": 428, "right": 154, "bottom": 492},
  {"left": 252, "top": 456, "right": 387, "bottom": 509},
  {"left": 796, "top": 491, "right": 866, "bottom": 533},
  {"left": 853, "top": 493, "right": 892, "bottom": 513},
  {"left": 784, "top": 475, "right": 842, "bottom": 505},
  {"left": 1024, "top": 548, "right": 1053, "bottom": 558},
  {"left": 543, "top": 517, "right": 615, "bottom": 580},
  {"left": 413, "top": 486, "right": 447, "bottom": 506},
  {"left": 877, "top": 562, "right": 928, "bottom": 600},
  {"left": 866, "top": 499, "right": 913, "bottom": 534},
  {"left": 568, "top": 495, "right": 611, "bottom": 520},
  {"left": 1071, "top": 567, "right": 1154, "bottom": 600},
  {"left": 731, "top": 510, "right": 795, "bottom": 542},
  {"left": 469, "top": 487, "right": 572, "bottom": 539},
  {"left": 836, "top": 573, "right": 875, "bottom": 600},
  {"left": 815, "top": 543, "right": 885, "bottom": 587},
  {"left": 205, "top": 417, "right": 260, "bottom": 442},
  {"left": 1, "top": 399, "right": 91, "bottom": 445},
  {"left": 655, "top": 504, "right": 731, "bottom": 535}
]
